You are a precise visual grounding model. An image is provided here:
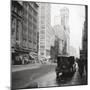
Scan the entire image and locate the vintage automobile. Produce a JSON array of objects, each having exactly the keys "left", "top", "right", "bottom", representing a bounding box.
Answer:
[{"left": 55, "top": 55, "right": 76, "bottom": 79}]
